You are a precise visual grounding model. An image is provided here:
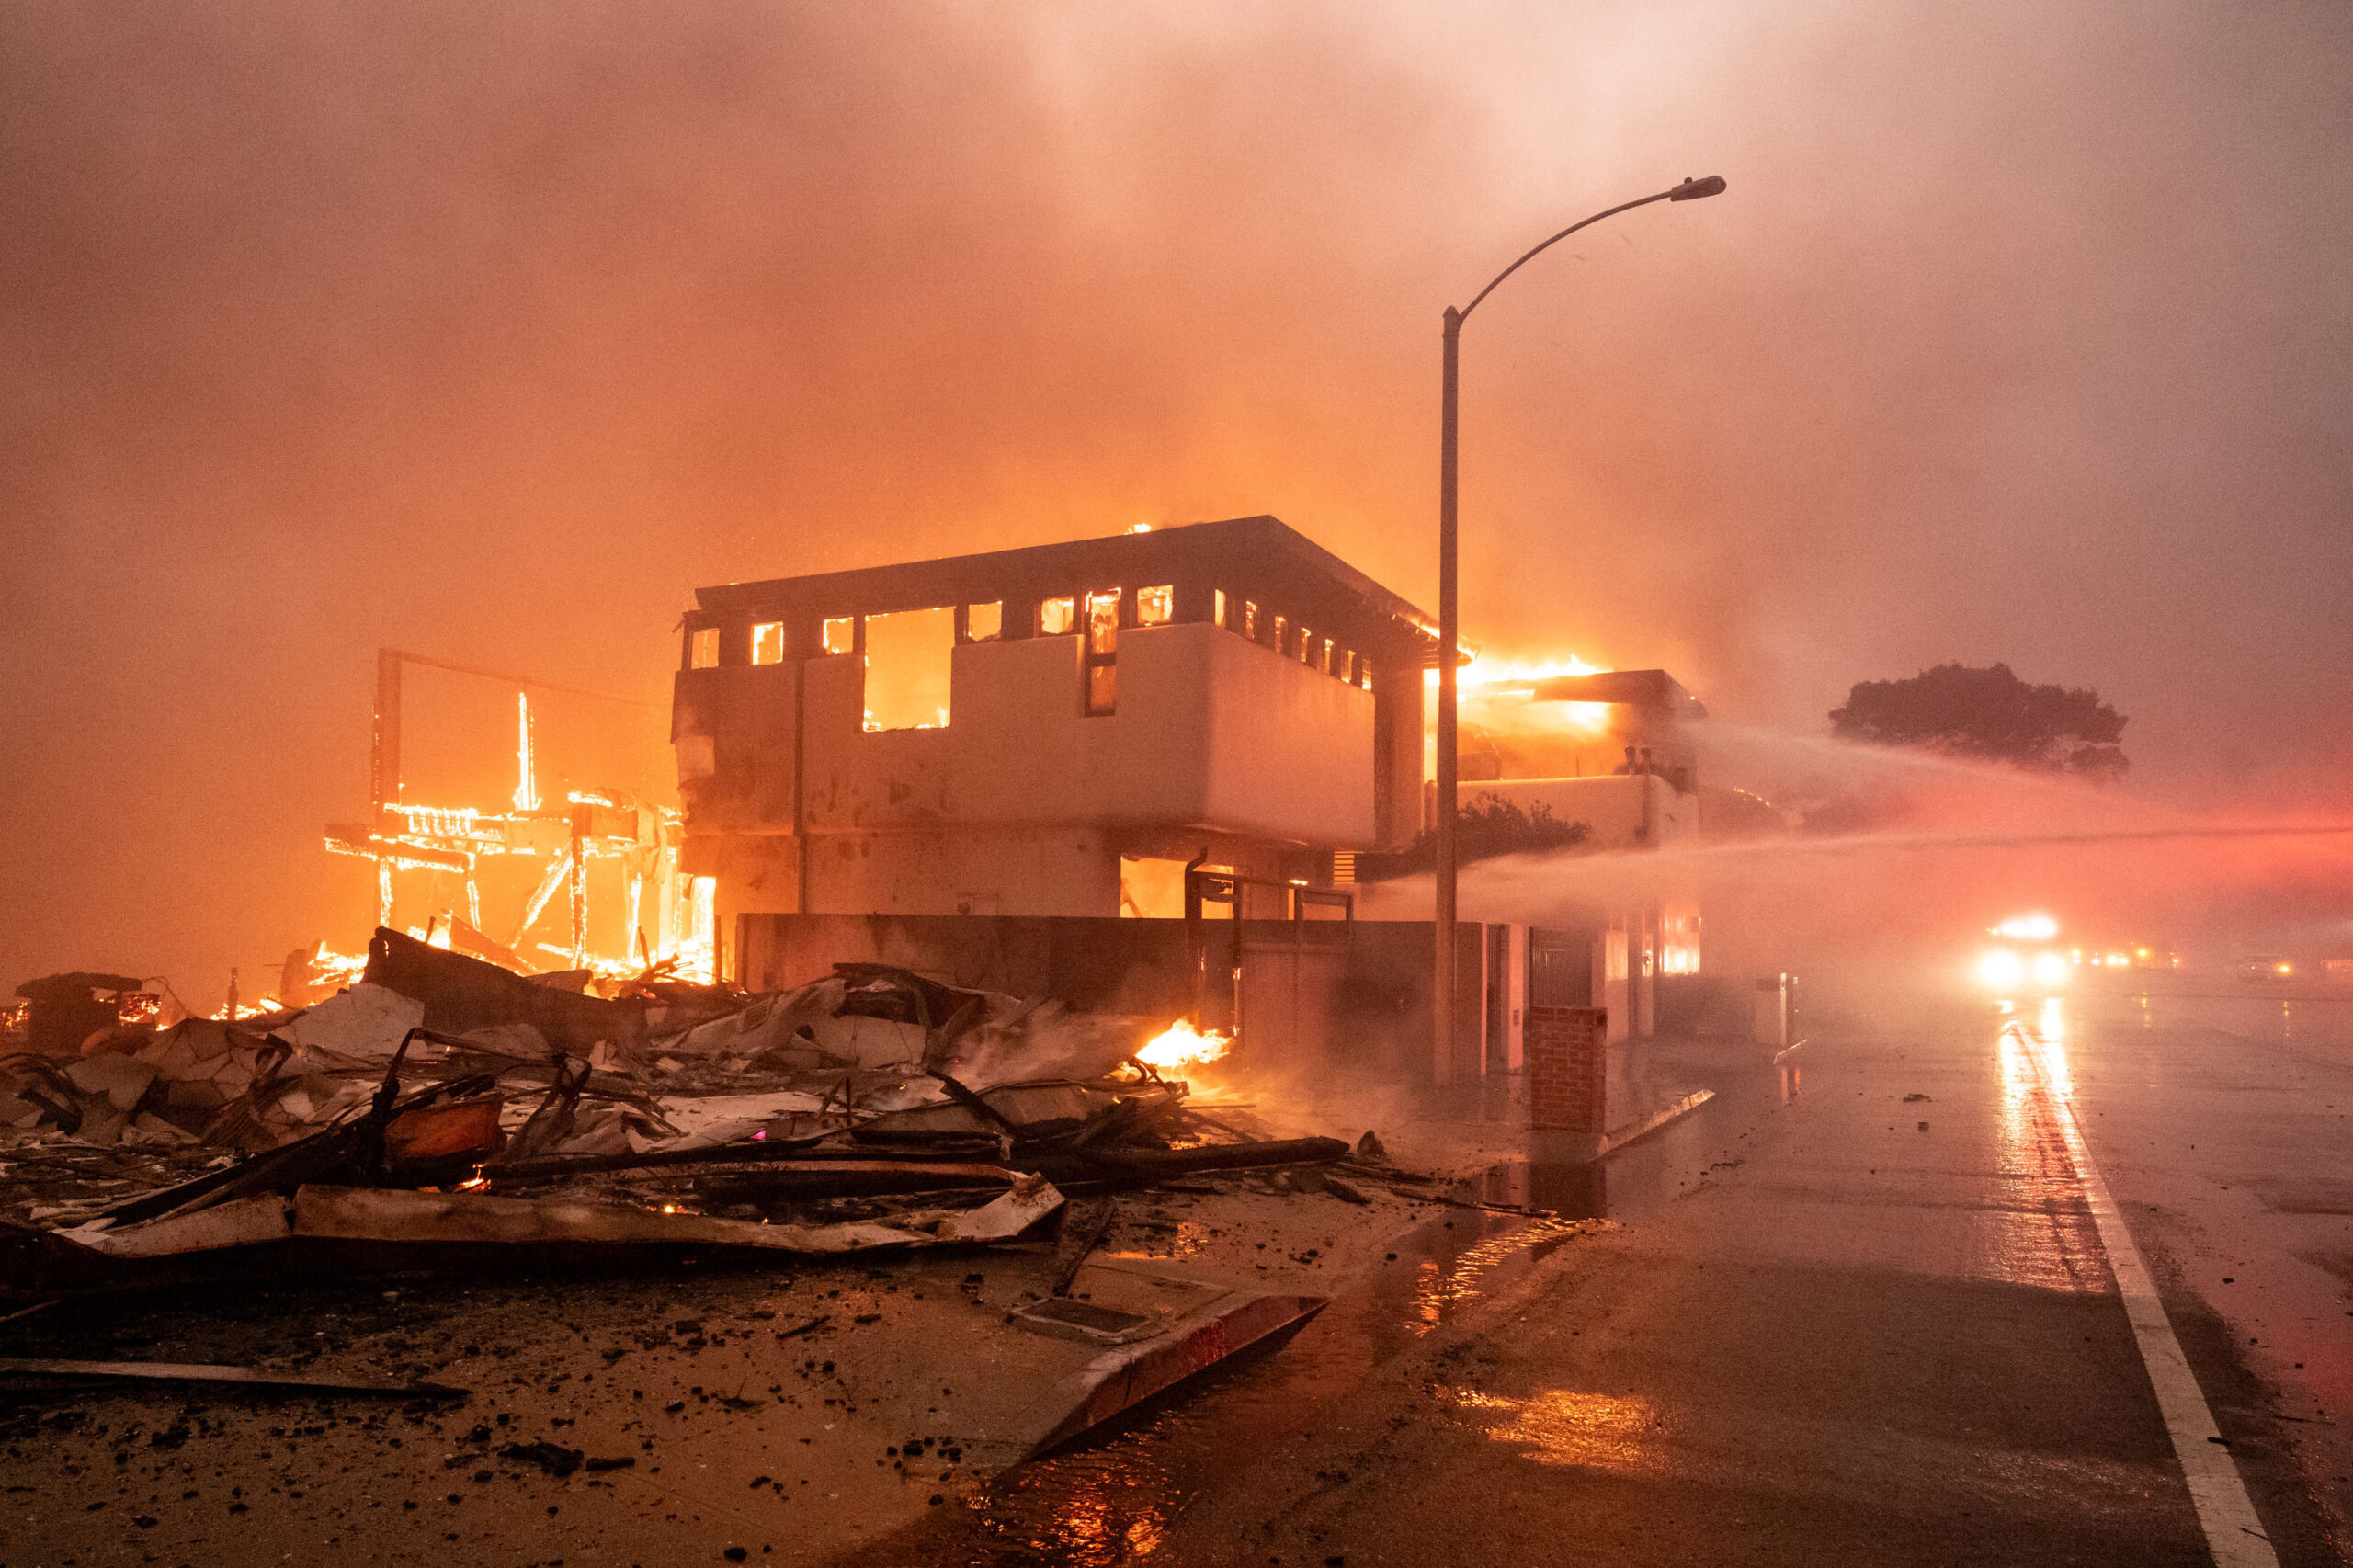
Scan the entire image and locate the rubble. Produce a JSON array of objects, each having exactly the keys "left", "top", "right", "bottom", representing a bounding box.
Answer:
[
  {"left": 5, "top": 930, "right": 1371, "bottom": 1291},
  {"left": 0, "top": 927, "right": 1404, "bottom": 1499},
  {"left": 9, "top": 972, "right": 153, "bottom": 1057},
  {"left": 0, "top": 1355, "right": 460, "bottom": 1397},
  {"left": 14, "top": 1176, "right": 1067, "bottom": 1296}
]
